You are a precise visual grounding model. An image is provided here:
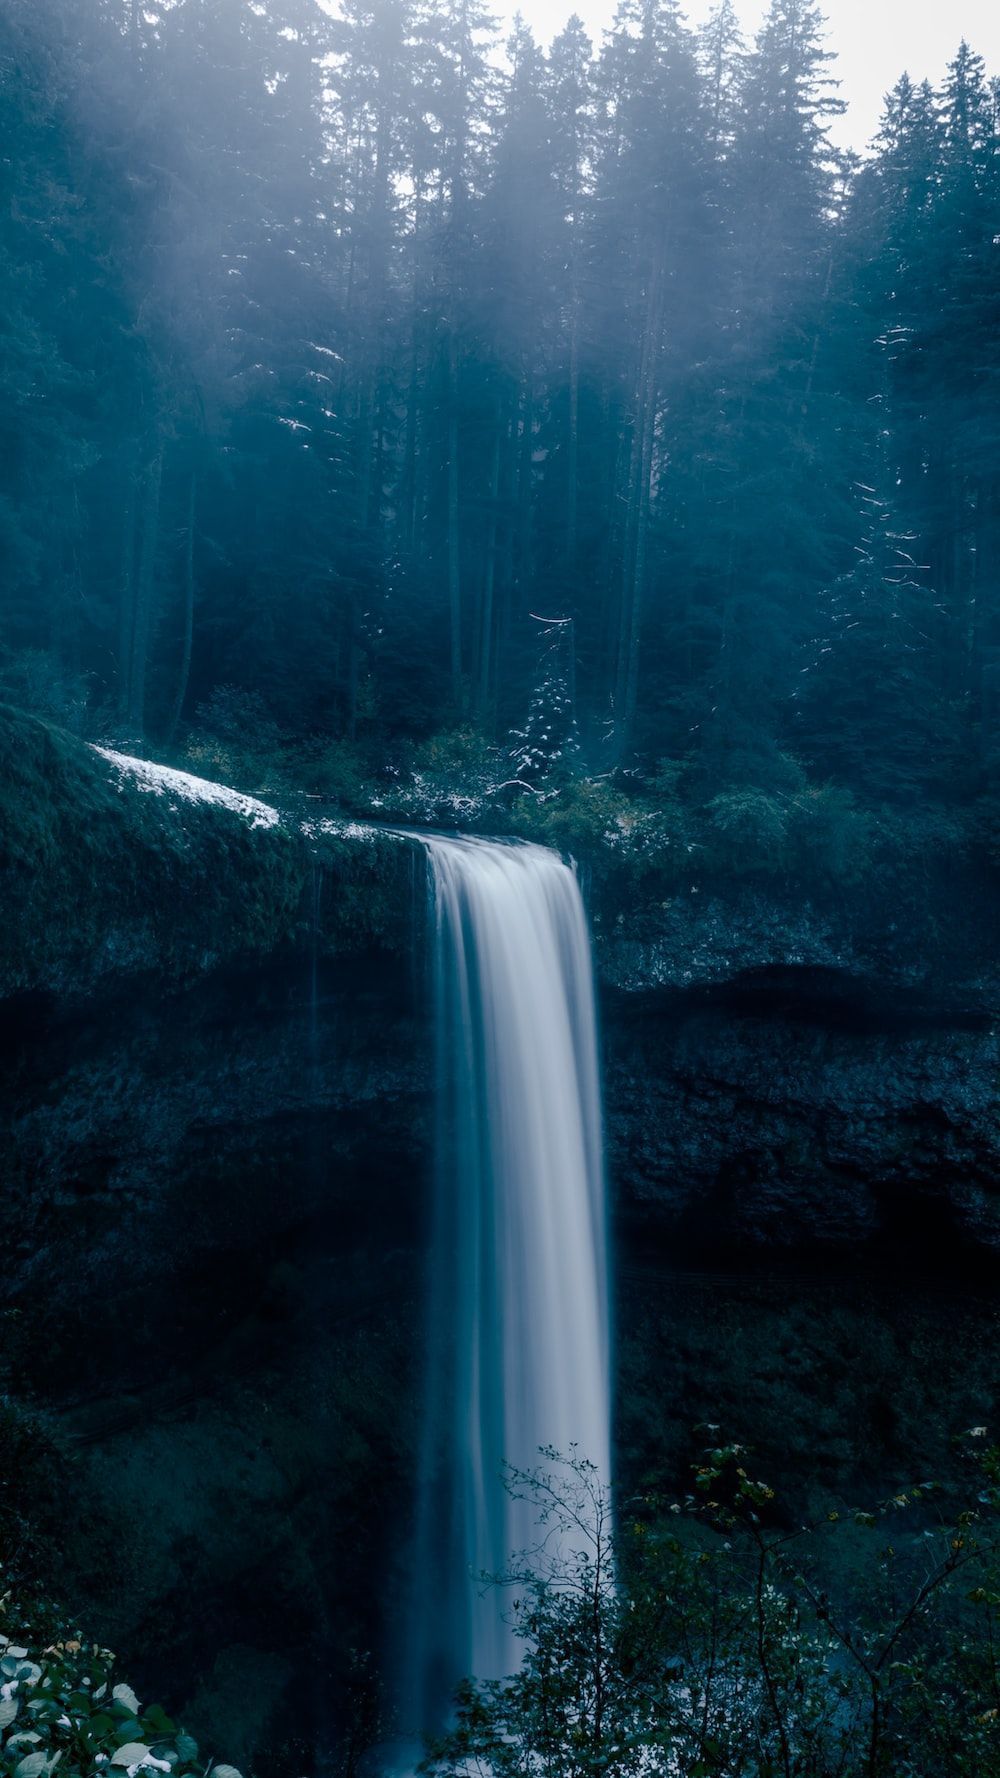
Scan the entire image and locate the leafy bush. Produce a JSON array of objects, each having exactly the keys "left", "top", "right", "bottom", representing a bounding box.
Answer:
[
  {"left": 184, "top": 686, "right": 288, "bottom": 796},
  {"left": 375, "top": 728, "right": 502, "bottom": 826},
  {"left": 424, "top": 1435, "right": 1000, "bottom": 1778},
  {"left": 788, "top": 785, "right": 872, "bottom": 885},
  {"left": 282, "top": 735, "right": 368, "bottom": 806},
  {"left": 706, "top": 788, "right": 790, "bottom": 873},
  {"left": 510, "top": 777, "right": 692, "bottom": 894},
  {"left": 0, "top": 1595, "right": 240, "bottom": 1778}
]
